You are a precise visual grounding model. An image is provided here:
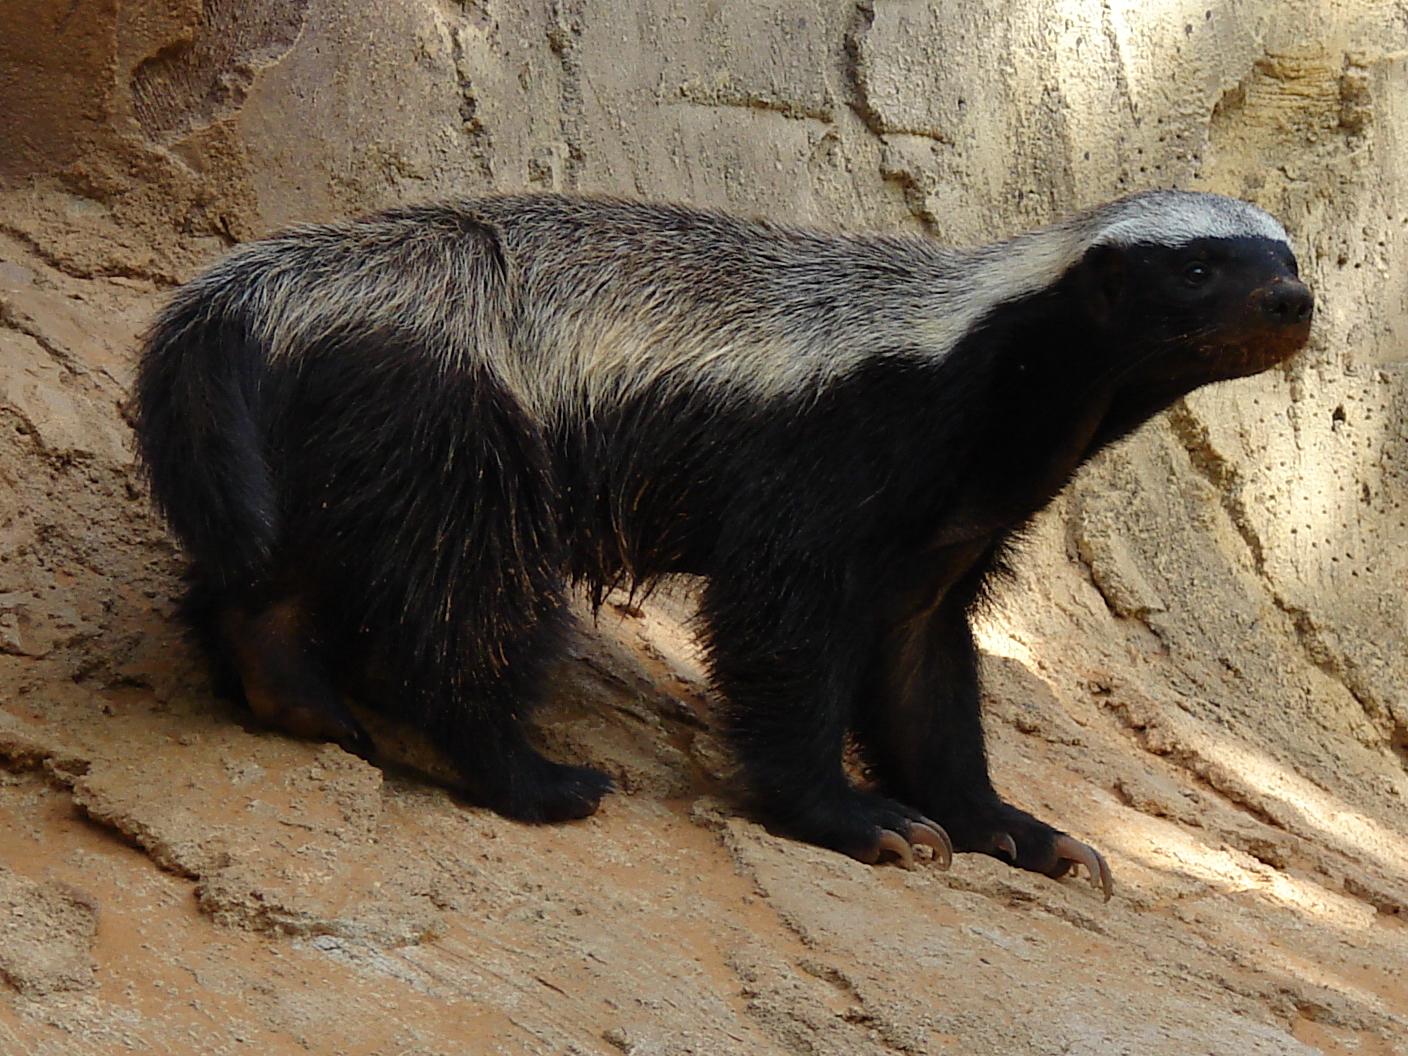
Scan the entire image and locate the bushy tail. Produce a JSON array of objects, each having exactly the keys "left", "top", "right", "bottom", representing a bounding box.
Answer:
[{"left": 134, "top": 295, "right": 278, "bottom": 590}]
